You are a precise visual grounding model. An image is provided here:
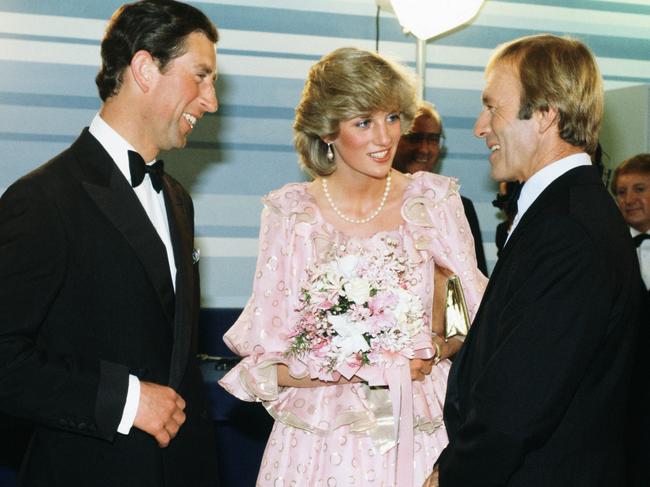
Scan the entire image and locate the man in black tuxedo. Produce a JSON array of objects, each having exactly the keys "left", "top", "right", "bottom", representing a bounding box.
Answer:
[
  {"left": 393, "top": 101, "right": 489, "bottom": 276},
  {"left": 424, "top": 34, "right": 642, "bottom": 486},
  {"left": 0, "top": 1, "right": 220, "bottom": 485},
  {"left": 612, "top": 153, "right": 650, "bottom": 296}
]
